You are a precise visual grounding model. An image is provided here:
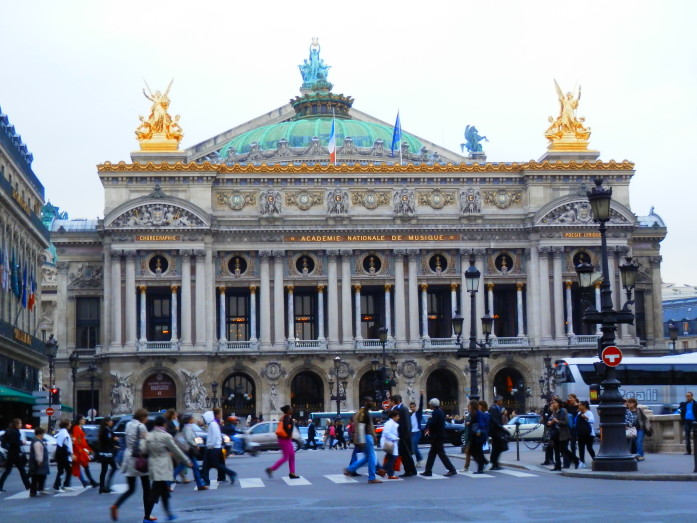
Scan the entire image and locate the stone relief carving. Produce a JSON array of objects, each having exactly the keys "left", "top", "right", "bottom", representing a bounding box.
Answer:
[
  {"left": 540, "top": 201, "right": 630, "bottom": 225},
  {"left": 260, "top": 188, "right": 282, "bottom": 216},
  {"left": 418, "top": 189, "right": 455, "bottom": 209},
  {"left": 181, "top": 369, "right": 208, "bottom": 411},
  {"left": 68, "top": 263, "right": 103, "bottom": 289},
  {"left": 42, "top": 266, "right": 57, "bottom": 284},
  {"left": 483, "top": 190, "right": 522, "bottom": 209},
  {"left": 216, "top": 191, "right": 256, "bottom": 210},
  {"left": 400, "top": 359, "right": 422, "bottom": 379},
  {"left": 351, "top": 190, "right": 390, "bottom": 209},
  {"left": 261, "top": 361, "right": 287, "bottom": 381},
  {"left": 285, "top": 191, "right": 323, "bottom": 210},
  {"left": 327, "top": 188, "right": 349, "bottom": 215},
  {"left": 393, "top": 188, "right": 416, "bottom": 217},
  {"left": 111, "top": 204, "right": 205, "bottom": 228},
  {"left": 459, "top": 188, "right": 482, "bottom": 214},
  {"left": 270, "top": 382, "right": 279, "bottom": 412},
  {"left": 111, "top": 371, "right": 134, "bottom": 415}
]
